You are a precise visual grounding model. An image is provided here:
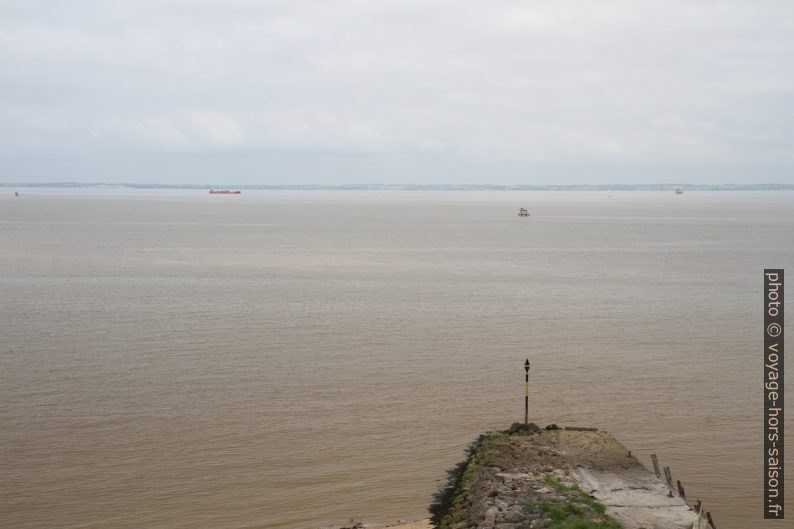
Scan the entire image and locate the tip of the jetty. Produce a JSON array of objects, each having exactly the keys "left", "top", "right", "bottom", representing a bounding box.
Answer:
[{"left": 504, "top": 422, "right": 541, "bottom": 435}]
